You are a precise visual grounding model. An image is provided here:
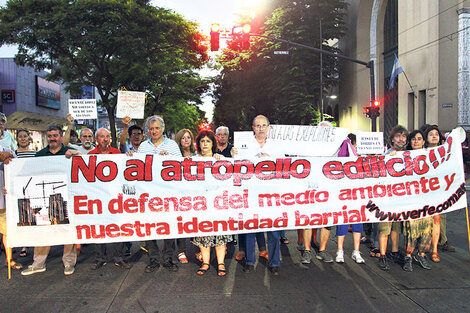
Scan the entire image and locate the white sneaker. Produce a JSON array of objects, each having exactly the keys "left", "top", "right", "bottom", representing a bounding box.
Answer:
[
  {"left": 64, "top": 265, "right": 75, "bottom": 275},
  {"left": 352, "top": 250, "right": 365, "bottom": 264},
  {"left": 335, "top": 250, "right": 344, "bottom": 263},
  {"left": 21, "top": 265, "right": 46, "bottom": 276}
]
